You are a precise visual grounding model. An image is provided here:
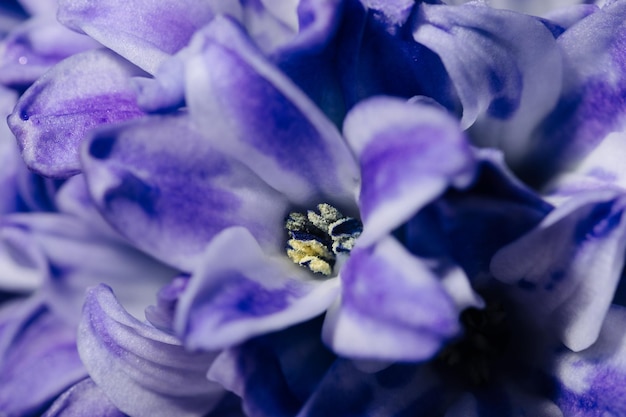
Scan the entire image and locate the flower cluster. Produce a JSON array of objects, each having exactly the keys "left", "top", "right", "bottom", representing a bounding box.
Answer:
[{"left": 1, "top": 0, "right": 626, "bottom": 416}]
